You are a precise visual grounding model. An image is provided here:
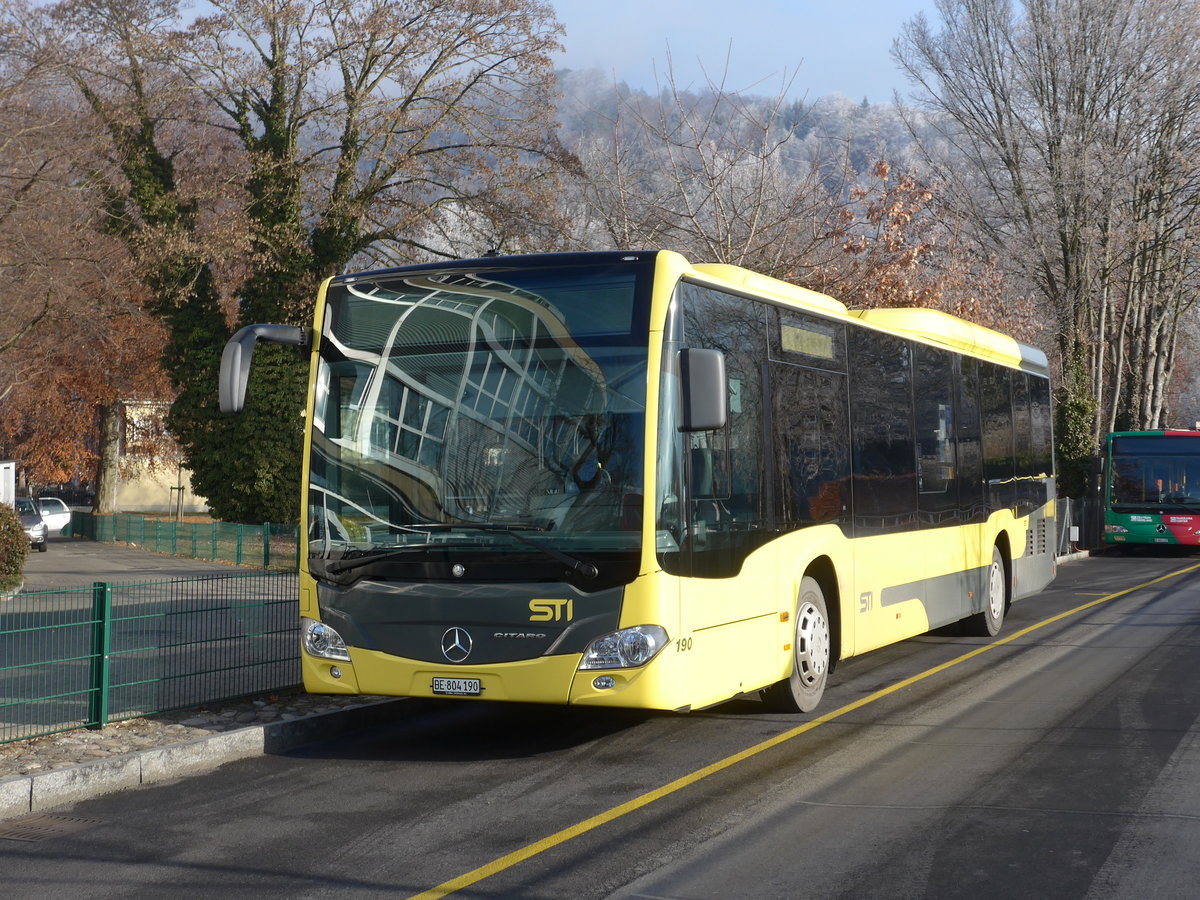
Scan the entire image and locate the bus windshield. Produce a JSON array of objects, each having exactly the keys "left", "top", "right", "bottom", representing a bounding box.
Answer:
[
  {"left": 307, "top": 258, "right": 652, "bottom": 576},
  {"left": 1110, "top": 435, "right": 1200, "bottom": 510}
]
